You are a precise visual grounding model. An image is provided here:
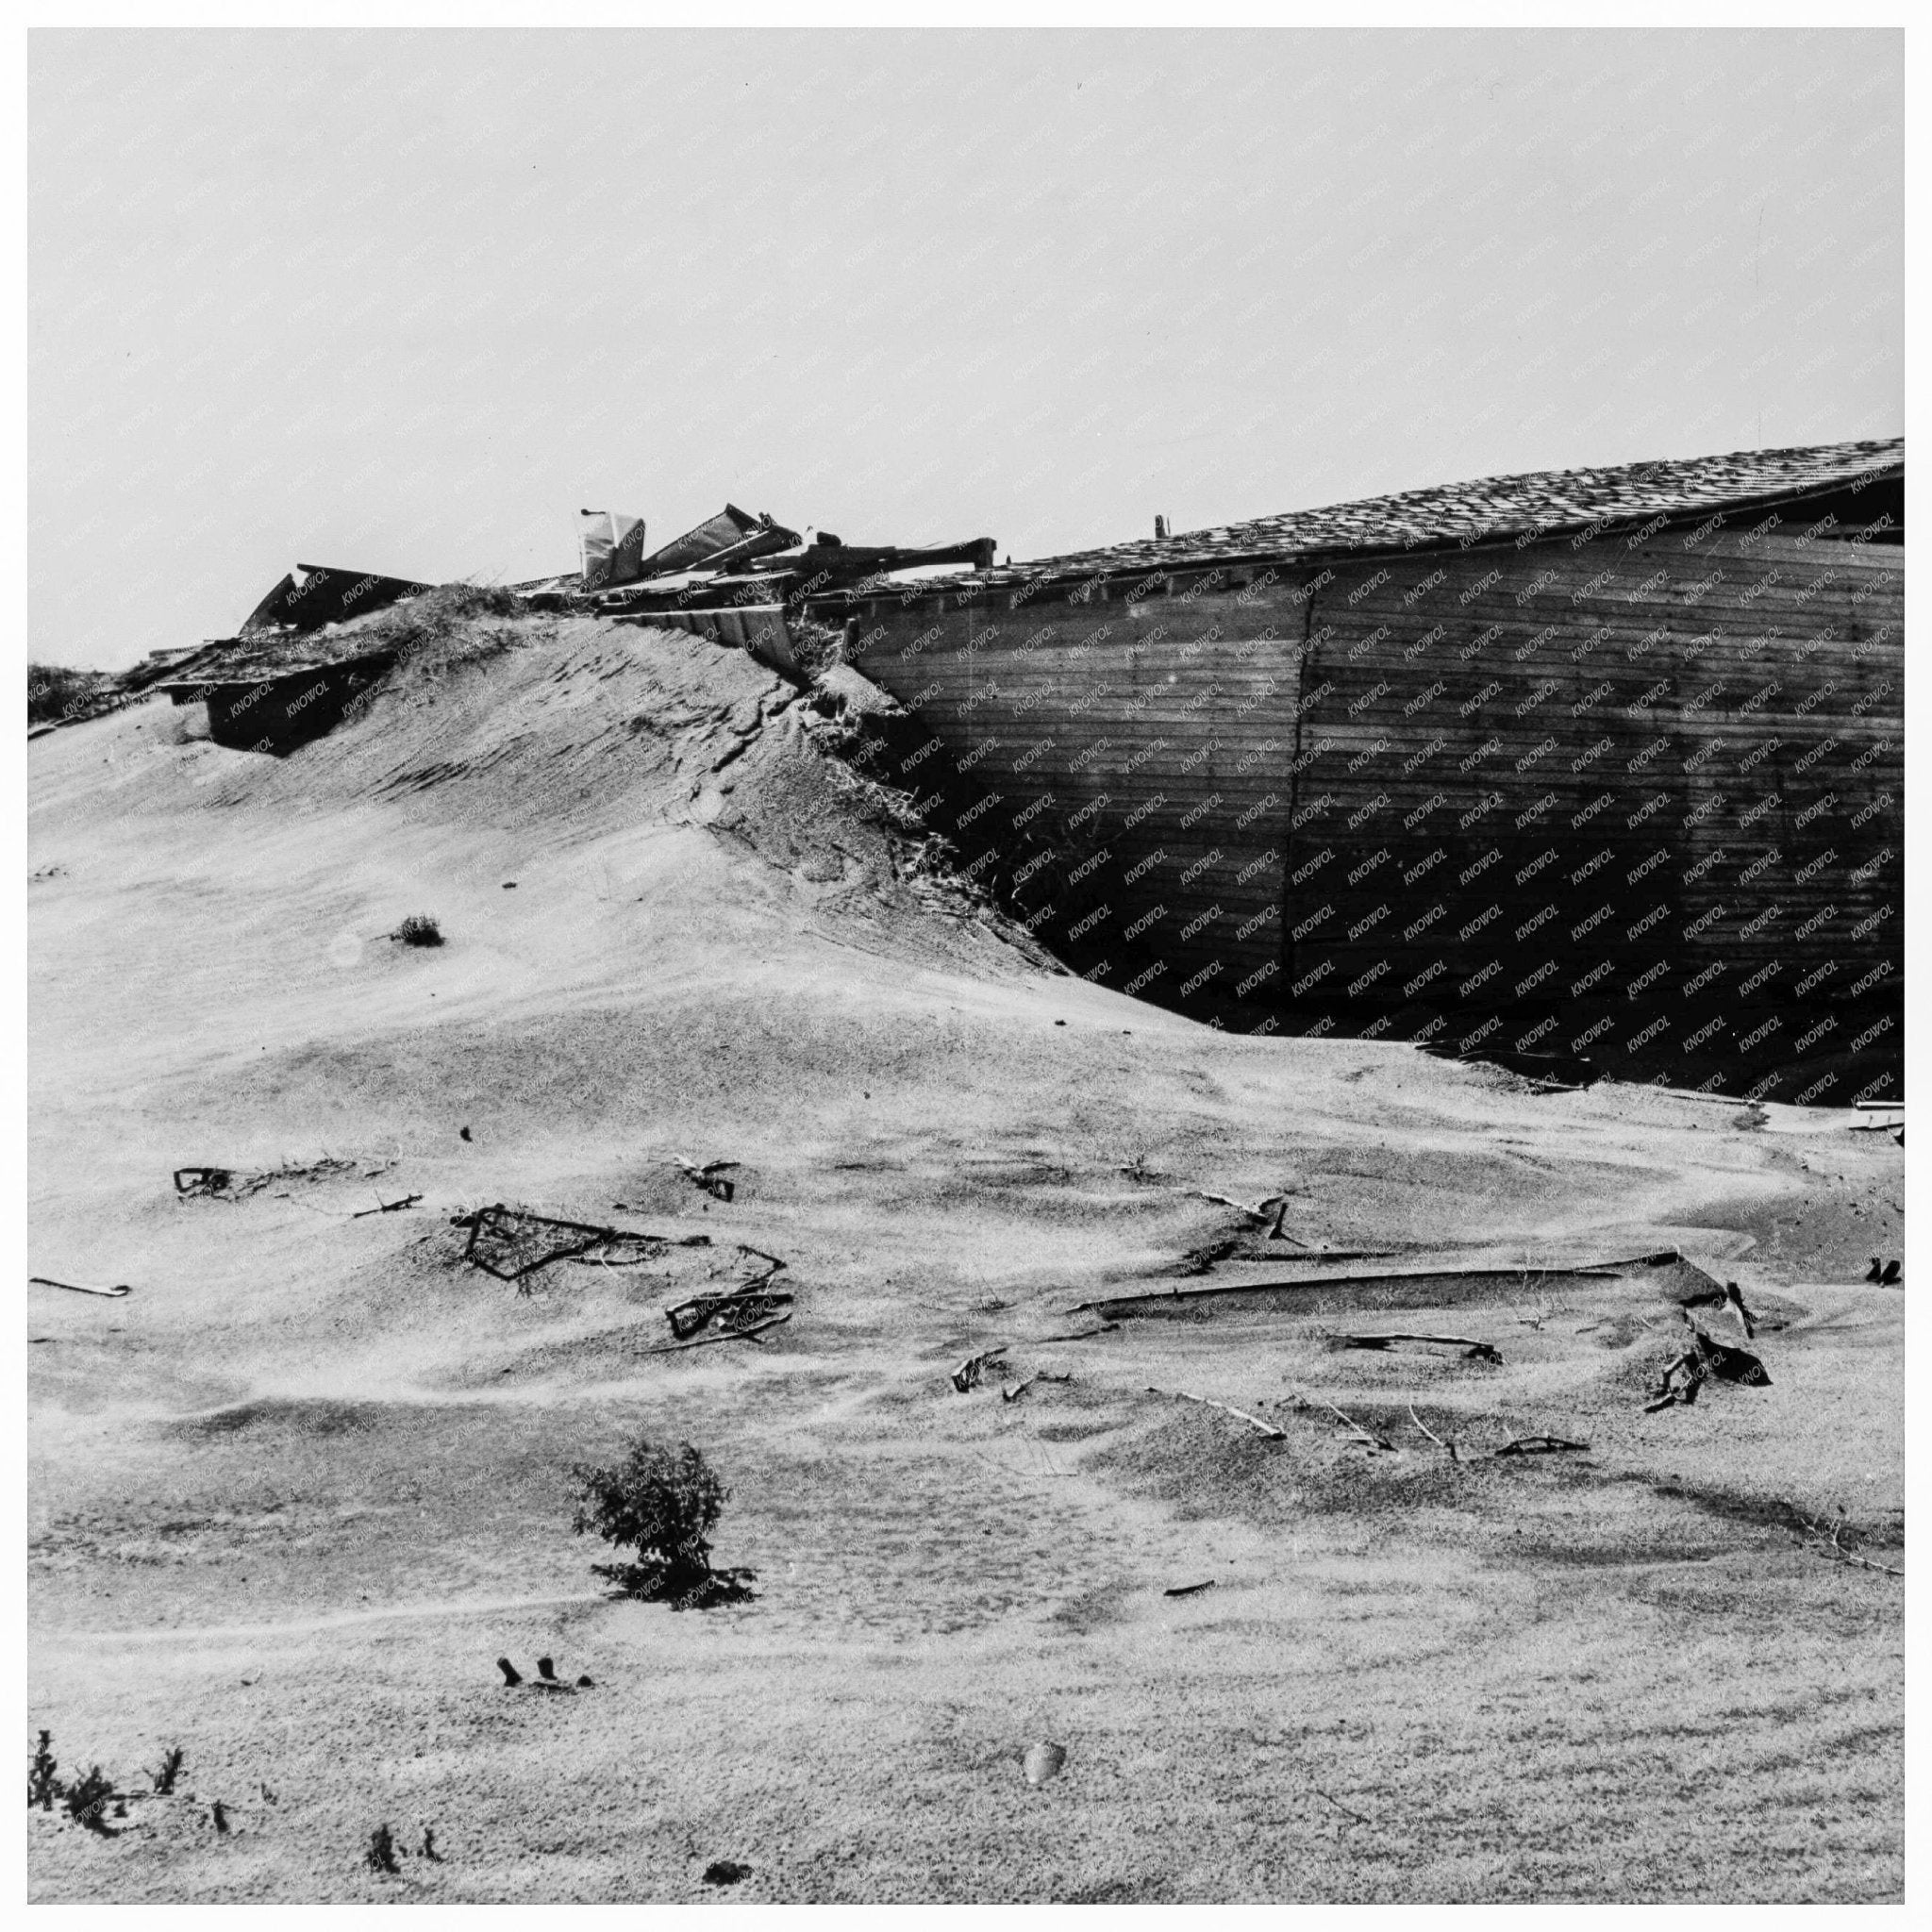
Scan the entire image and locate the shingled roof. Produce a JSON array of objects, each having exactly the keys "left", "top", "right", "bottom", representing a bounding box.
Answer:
[{"left": 991, "top": 437, "right": 1904, "bottom": 588}]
